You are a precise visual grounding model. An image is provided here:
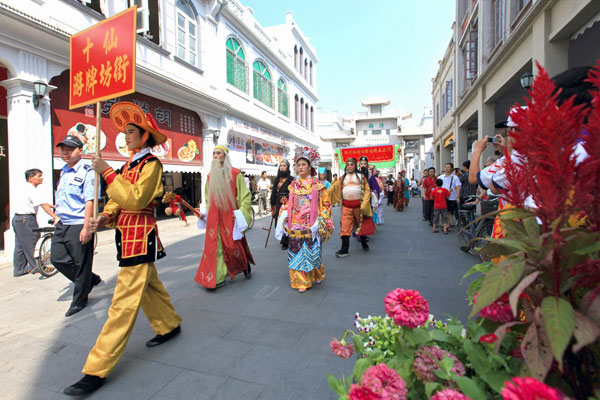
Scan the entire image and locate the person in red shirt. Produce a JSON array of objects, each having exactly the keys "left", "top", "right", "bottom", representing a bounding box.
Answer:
[
  {"left": 431, "top": 178, "right": 450, "bottom": 234},
  {"left": 421, "top": 167, "right": 437, "bottom": 226}
]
